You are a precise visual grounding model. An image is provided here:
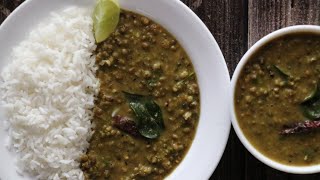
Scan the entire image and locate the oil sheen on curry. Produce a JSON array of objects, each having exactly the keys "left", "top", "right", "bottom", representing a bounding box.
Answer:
[
  {"left": 235, "top": 33, "right": 320, "bottom": 166},
  {"left": 80, "top": 10, "right": 200, "bottom": 179}
]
